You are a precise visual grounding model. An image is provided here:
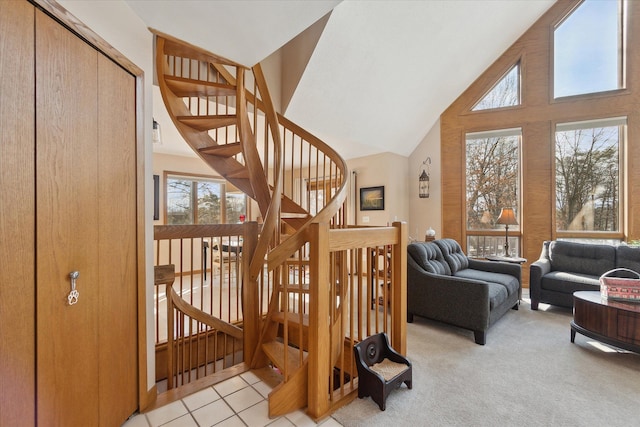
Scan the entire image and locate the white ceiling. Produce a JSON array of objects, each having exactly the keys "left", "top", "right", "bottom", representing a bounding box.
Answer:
[{"left": 126, "top": 0, "right": 555, "bottom": 161}]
